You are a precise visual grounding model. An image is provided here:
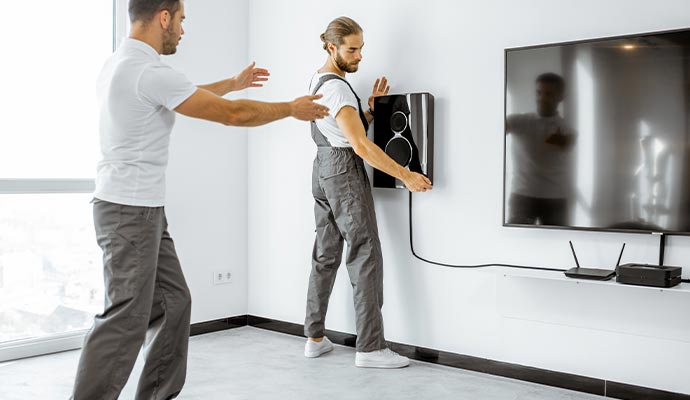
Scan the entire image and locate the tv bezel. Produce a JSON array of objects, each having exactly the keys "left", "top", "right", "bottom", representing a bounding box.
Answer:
[{"left": 502, "top": 26, "right": 690, "bottom": 236}]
